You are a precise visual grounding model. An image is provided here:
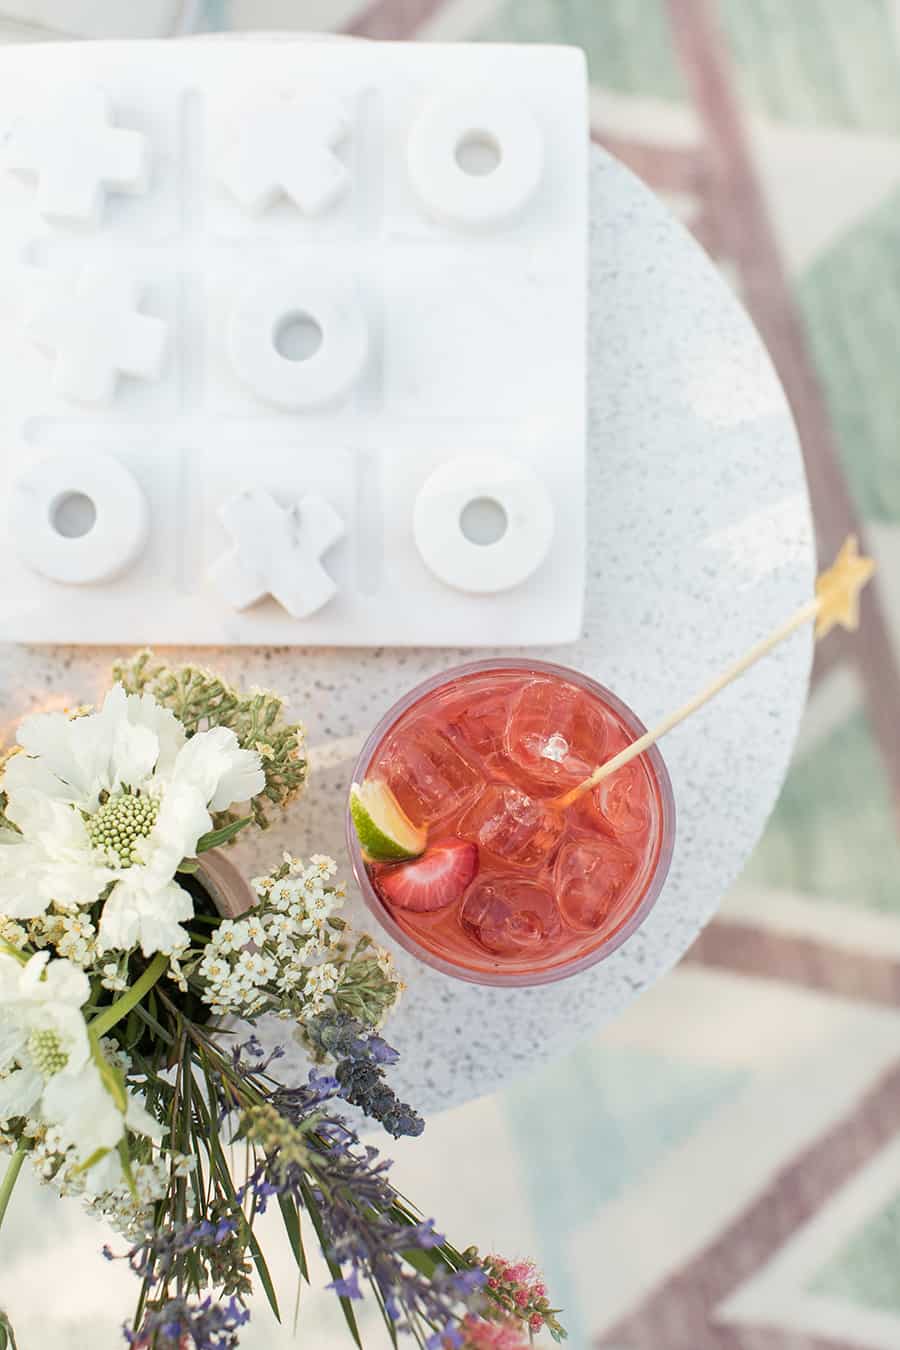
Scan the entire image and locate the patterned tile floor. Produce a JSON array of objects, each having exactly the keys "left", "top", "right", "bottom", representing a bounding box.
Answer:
[{"left": 2, "top": 2, "right": 900, "bottom": 1347}]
